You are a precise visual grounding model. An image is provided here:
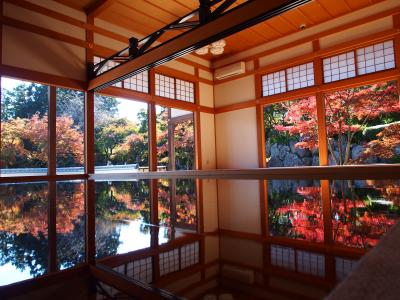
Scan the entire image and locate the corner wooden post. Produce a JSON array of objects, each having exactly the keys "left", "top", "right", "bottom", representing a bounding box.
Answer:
[
  {"left": 85, "top": 16, "right": 95, "bottom": 174},
  {"left": 314, "top": 40, "right": 329, "bottom": 166},
  {"left": 48, "top": 86, "right": 57, "bottom": 176}
]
